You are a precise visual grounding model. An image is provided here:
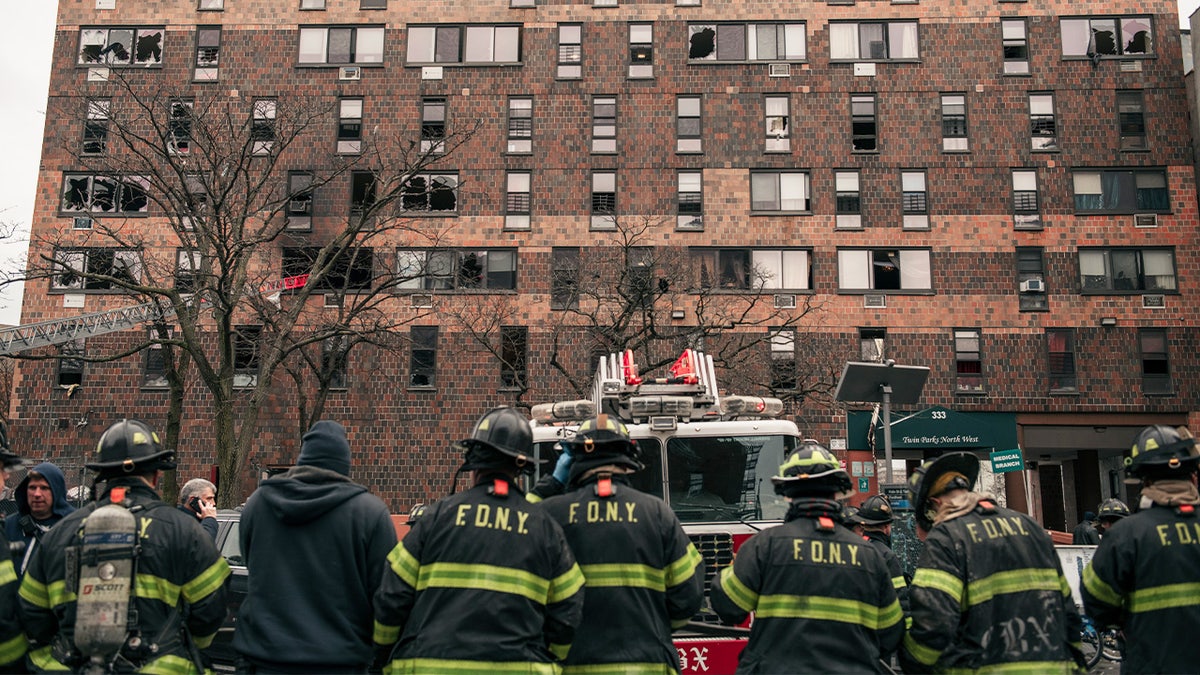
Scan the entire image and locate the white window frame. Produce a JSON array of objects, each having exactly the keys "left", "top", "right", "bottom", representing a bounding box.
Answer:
[
  {"left": 406, "top": 25, "right": 521, "bottom": 65},
  {"left": 677, "top": 171, "right": 703, "bottom": 231},
  {"left": 750, "top": 171, "right": 810, "bottom": 213},
  {"left": 837, "top": 249, "right": 932, "bottom": 291},
  {"left": 687, "top": 23, "right": 807, "bottom": 62},
  {"left": 298, "top": 26, "right": 384, "bottom": 65},
  {"left": 829, "top": 21, "right": 919, "bottom": 61},
  {"left": 505, "top": 171, "right": 531, "bottom": 230}
]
